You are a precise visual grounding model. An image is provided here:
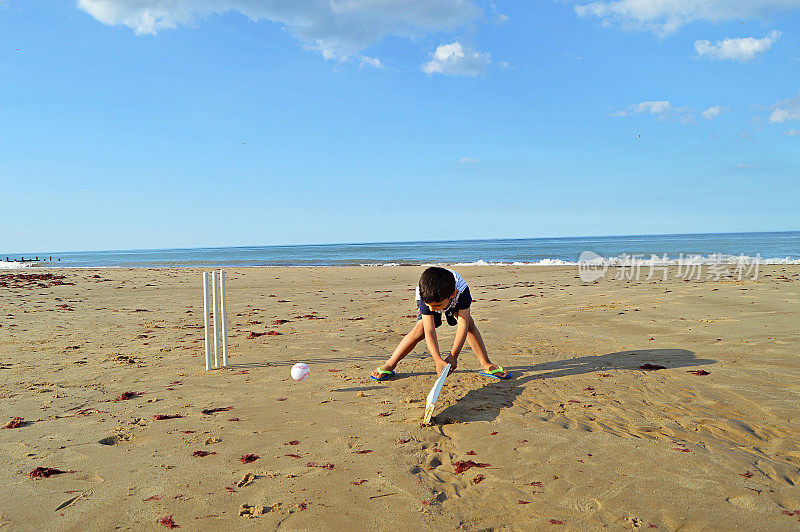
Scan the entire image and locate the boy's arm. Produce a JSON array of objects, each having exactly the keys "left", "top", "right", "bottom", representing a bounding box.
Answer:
[
  {"left": 449, "top": 307, "right": 470, "bottom": 363},
  {"left": 421, "top": 314, "right": 448, "bottom": 375}
]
